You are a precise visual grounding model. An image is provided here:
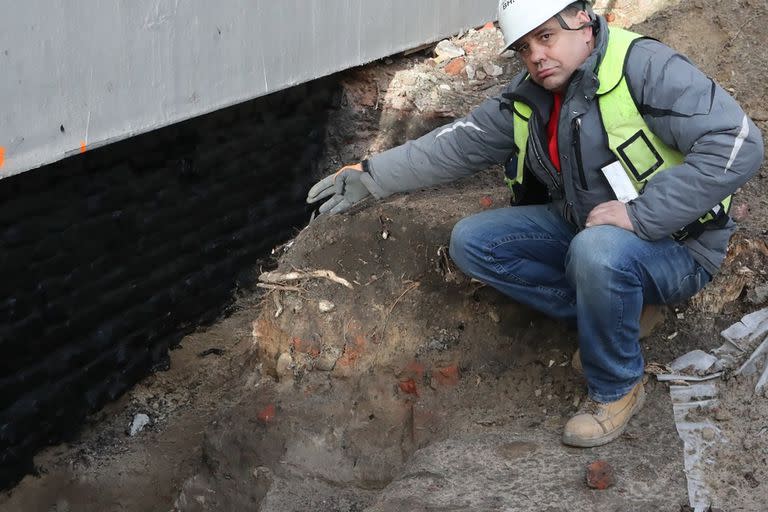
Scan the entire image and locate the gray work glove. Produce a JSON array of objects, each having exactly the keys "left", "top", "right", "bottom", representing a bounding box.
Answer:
[{"left": 306, "top": 163, "right": 387, "bottom": 215}]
